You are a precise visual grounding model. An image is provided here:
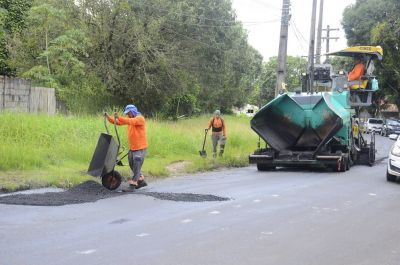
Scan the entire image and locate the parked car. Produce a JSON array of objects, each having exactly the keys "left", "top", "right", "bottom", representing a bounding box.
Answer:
[
  {"left": 387, "top": 134, "right": 400, "bottom": 182},
  {"left": 365, "top": 118, "right": 383, "bottom": 134},
  {"left": 381, "top": 118, "right": 400, "bottom": 137}
]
